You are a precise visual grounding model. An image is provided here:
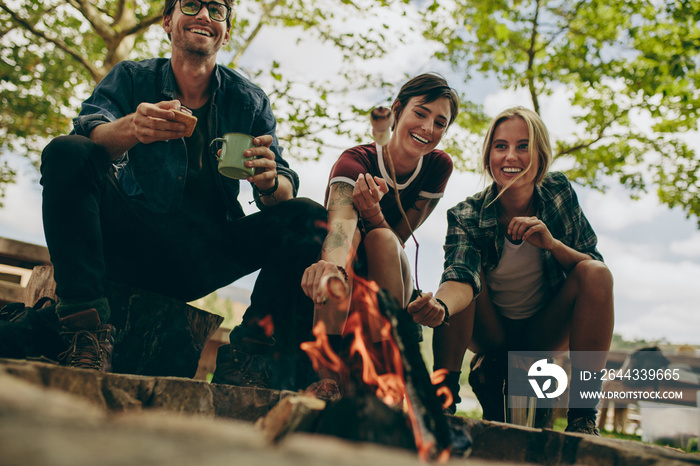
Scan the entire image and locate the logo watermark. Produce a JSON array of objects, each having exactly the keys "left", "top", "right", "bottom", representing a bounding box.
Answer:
[
  {"left": 527, "top": 358, "right": 568, "bottom": 399},
  {"left": 506, "top": 351, "right": 699, "bottom": 409}
]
